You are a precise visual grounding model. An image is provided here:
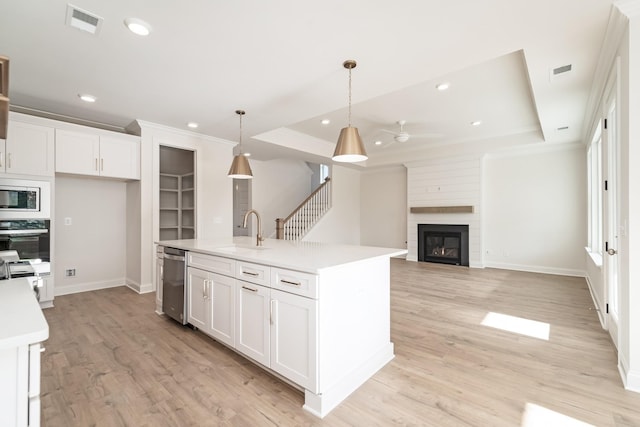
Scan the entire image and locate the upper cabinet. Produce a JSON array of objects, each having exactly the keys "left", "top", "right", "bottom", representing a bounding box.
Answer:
[
  {"left": 0, "top": 121, "right": 55, "bottom": 177},
  {"left": 55, "top": 129, "right": 140, "bottom": 180}
]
